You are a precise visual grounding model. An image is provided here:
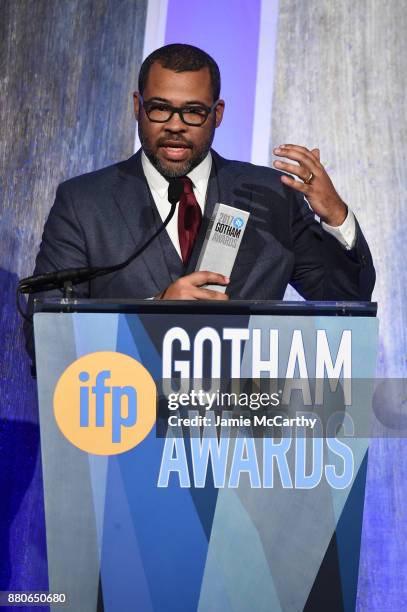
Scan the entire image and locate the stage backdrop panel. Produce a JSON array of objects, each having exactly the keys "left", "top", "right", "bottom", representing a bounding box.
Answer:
[
  {"left": 0, "top": 0, "right": 147, "bottom": 594},
  {"left": 271, "top": 2, "right": 407, "bottom": 609}
]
